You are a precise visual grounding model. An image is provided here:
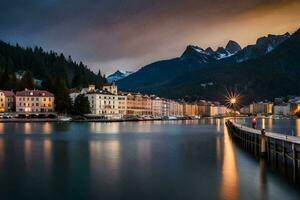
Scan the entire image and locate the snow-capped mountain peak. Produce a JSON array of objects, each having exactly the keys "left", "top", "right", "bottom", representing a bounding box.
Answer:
[{"left": 107, "top": 70, "right": 133, "bottom": 83}]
